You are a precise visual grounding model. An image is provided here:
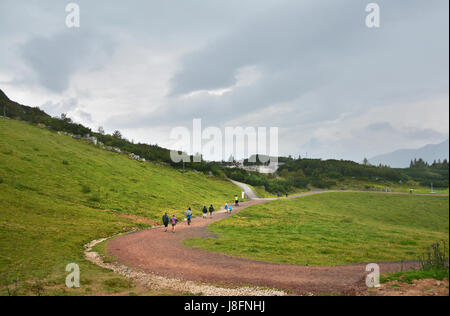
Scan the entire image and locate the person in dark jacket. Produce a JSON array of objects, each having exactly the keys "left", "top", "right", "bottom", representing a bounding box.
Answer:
[
  {"left": 209, "top": 205, "right": 214, "bottom": 217},
  {"left": 162, "top": 213, "right": 170, "bottom": 232},
  {"left": 202, "top": 206, "right": 208, "bottom": 218}
]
